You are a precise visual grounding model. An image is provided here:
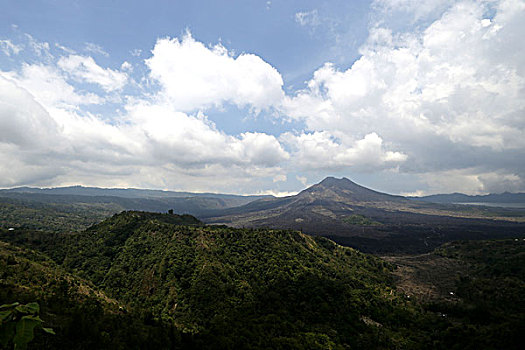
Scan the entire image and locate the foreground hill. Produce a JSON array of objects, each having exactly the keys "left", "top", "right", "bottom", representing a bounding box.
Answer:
[
  {"left": 1, "top": 211, "right": 454, "bottom": 349},
  {"left": 203, "top": 177, "right": 525, "bottom": 253},
  {"left": 0, "top": 239, "right": 179, "bottom": 349},
  {"left": 2, "top": 211, "right": 523, "bottom": 349}
]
